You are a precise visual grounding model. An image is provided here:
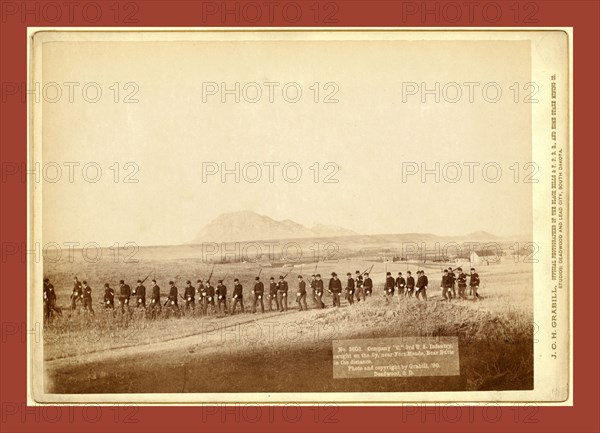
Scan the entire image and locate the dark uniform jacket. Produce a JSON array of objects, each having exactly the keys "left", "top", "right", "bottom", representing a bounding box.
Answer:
[
  {"left": 346, "top": 277, "right": 355, "bottom": 292},
  {"left": 457, "top": 273, "right": 468, "bottom": 286},
  {"left": 205, "top": 284, "right": 215, "bottom": 298},
  {"left": 197, "top": 283, "right": 205, "bottom": 297},
  {"left": 135, "top": 284, "right": 146, "bottom": 299},
  {"left": 120, "top": 284, "right": 131, "bottom": 299},
  {"left": 269, "top": 282, "right": 278, "bottom": 296},
  {"left": 254, "top": 281, "right": 264, "bottom": 295},
  {"left": 184, "top": 285, "right": 195, "bottom": 298},
  {"left": 385, "top": 276, "right": 395, "bottom": 291},
  {"left": 310, "top": 280, "right": 317, "bottom": 290},
  {"left": 328, "top": 278, "right": 342, "bottom": 293},
  {"left": 441, "top": 275, "right": 452, "bottom": 288},
  {"left": 406, "top": 276, "right": 415, "bottom": 288},
  {"left": 417, "top": 275, "right": 428, "bottom": 289},
  {"left": 233, "top": 283, "right": 243, "bottom": 298},
  {"left": 83, "top": 285, "right": 92, "bottom": 300},
  {"left": 315, "top": 280, "right": 324, "bottom": 294},
  {"left": 151, "top": 284, "right": 160, "bottom": 301},
  {"left": 72, "top": 282, "right": 83, "bottom": 299},
  {"left": 168, "top": 285, "right": 178, "bottom": 300},
  {"left": 396, "top": 277, "right": 406, "bottom": 289},
  {"left": 46, "top": 284, "right": 56, "bottom": 301},
  {"left": 448, "top": 273, "right": 456, "bottom": 286},
  {"left": 469, "top": 273, "right": 480, "bottom": 286},
  {"left": 277, "top": 280, "right": 289, "bottom": 293},
  {"left": 104, "top": 288, "right": 114, "bottom": 302},
  {"left": 356, "top": 276, "right": 364, "bottom": 288},
  {"left": 363, "top": 277, "right": 373, "bottom": 290},
  {"left": 216, "top": 284, "right": 227, "bottom": 299},
  {"left": 298, "top": 280, "right": 306, "bottom": 294}
]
